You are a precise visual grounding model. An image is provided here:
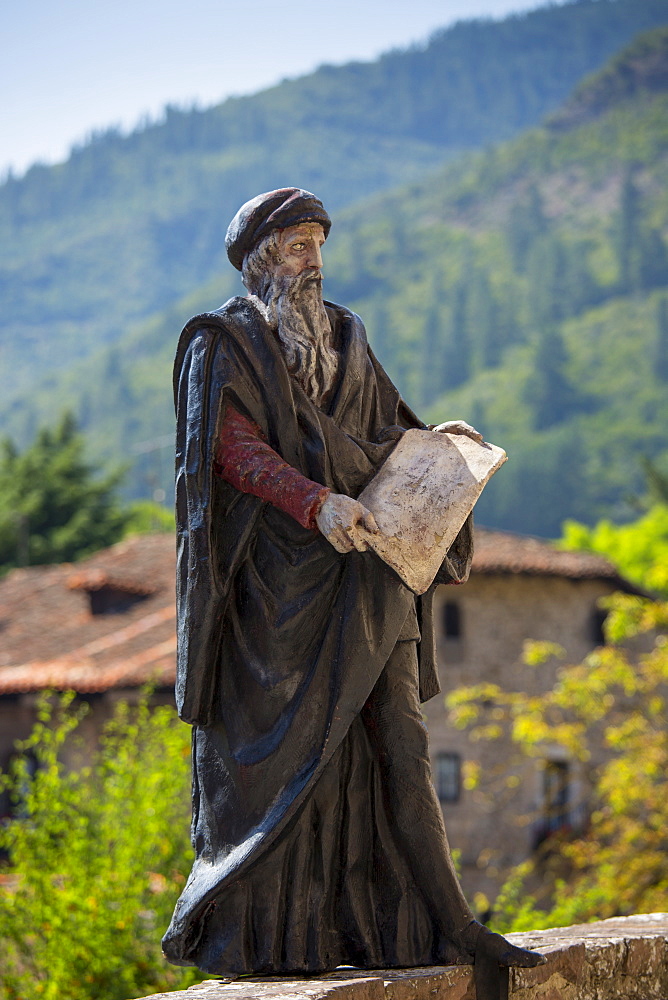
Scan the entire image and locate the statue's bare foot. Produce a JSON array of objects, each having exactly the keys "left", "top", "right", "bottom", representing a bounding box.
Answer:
[{"left": 461, "top": 921, "right": 547, "bottom": 967}]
